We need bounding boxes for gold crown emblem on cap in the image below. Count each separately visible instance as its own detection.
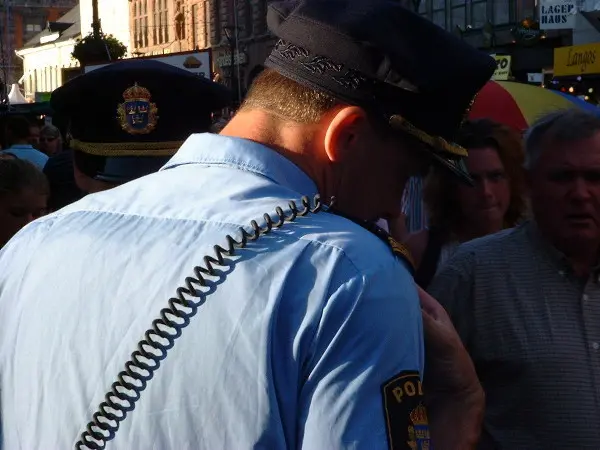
[122,83,152,101]
[410,404,429,426]
[116,82,158,135]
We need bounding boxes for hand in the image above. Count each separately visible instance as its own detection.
[418,286,485,450]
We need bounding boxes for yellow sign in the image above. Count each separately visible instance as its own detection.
[554,43,600,77]
[492,55,511,80]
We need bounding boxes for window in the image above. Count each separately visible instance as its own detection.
[192,2,209,49]
[192,3,198,47]
[132,0,148,49]
[25,23,42,32]
[203,1,210,46]
[225,0,241,37]
[493,0,513,24]
[162,0,169,42]
[142,16,148,47]
[153,0,169,45]
[210,0,221,45]
[519,0,535,20]
[432,0,446,29]
[451,4,466,29]
[175,1,185,40]
[418,0,428,15]
[152,0,157,44]
[433,10,446,28]
[471,1,487,28]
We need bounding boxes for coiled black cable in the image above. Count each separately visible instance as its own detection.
[75,194,331,449]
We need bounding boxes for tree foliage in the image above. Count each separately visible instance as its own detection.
[72,32,127,66]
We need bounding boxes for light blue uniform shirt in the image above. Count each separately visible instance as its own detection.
[0,144,48,169]
[0,133,423,449]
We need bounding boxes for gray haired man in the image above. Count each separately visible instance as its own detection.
[428,109,600,448]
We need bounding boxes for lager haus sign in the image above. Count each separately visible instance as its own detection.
[539,0,576,30]
[554,43,600,77]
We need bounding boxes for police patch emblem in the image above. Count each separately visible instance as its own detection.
[116,83,158,135]
[382,371,431,450]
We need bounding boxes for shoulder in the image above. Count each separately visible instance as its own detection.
[432,226,525,282]
[453,225,526,262]
[0,216,57,282]
[300,211,413,279]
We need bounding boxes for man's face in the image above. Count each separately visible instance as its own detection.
[28,126,40,148]
[529,132,600,252]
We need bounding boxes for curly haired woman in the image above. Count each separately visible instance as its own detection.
[405,119,528,289]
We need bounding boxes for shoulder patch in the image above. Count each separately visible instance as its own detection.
[381,370,432,450]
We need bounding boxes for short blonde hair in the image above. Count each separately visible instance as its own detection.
[240,68,343,123]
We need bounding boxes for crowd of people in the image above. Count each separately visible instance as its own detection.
[0,0,599,448]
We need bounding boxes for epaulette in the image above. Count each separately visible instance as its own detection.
[362,221,416,275]
[328,207,416,274]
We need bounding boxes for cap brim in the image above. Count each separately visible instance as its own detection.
[388,114,473,185]
[429,152,473,186]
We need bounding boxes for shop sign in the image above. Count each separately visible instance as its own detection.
[554,43,600,77]
[511,18,544,46]
[539,0,576,30]
[84,50,212,79]
[492,55,511,80]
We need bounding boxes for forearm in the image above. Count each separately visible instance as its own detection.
[426,386,485,450]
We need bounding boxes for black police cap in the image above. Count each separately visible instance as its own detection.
[51,59,231,184]
[264,0,497,183]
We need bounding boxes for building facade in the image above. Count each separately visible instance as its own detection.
[129,0,273,101]
[415,0,571,84]
[0,0,76,90]
[15,5,80,101]
[14,0,133,103]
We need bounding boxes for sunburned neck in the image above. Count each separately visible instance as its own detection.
[221,109,335,199]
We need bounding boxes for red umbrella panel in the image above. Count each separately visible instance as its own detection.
[468,81,600,132]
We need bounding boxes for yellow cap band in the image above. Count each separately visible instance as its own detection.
[70,139,183,157]
[389,115,468,158]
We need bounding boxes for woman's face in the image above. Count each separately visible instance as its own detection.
[0,188,48,248]
[39,134,60,156]
[456,147,511,229]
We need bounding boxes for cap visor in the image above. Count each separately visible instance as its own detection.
[429,152,474,186]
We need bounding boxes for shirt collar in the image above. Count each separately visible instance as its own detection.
[162,133,318,196]
[7,144,35,150]
[525,220,600,273]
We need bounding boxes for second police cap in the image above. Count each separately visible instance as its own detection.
[264,0,497,184]
[51,59,231,184]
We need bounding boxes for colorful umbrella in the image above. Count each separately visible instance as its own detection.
[469,81,600,131]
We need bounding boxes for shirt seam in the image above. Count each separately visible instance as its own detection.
[45,208,365,273]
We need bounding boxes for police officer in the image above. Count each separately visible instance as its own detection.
[0,1,495,449]
[49,59,231,193]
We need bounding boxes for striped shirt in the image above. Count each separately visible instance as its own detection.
[401,177,428,233]
[428,221,600,449]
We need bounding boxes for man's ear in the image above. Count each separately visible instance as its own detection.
[323,106,369,163]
